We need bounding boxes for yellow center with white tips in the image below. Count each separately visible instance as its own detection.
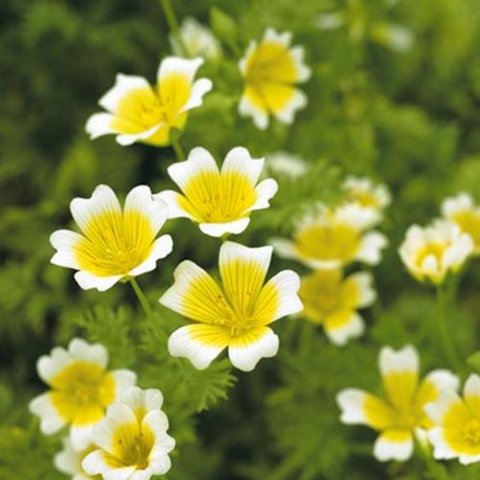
[451,210,480,253]
[49,361,115,426]
[348,190,380,209]
[413,242,446,271]
[178,171,258,223]
[75,210,155,277]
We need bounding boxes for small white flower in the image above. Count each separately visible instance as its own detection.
[86,57,212,146]
[83,386,175,479]
[265,151,308,179]
[155,146,278,238]
[29,338,137,450]
[50,184,173,291]
[399,220,473,285]
[271,203,388,269]
[238,28,311,130]
[171,17,222,61]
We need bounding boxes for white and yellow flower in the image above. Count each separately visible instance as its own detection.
[160,241,303,371]
[83,386,175,479]
[265,151,308,179]
[299,269,375,345]
[441,192,480,255]
[171,17,222,62]
[54,438,97,480]
[271,203,388,269]
[29,338,137,450]
[155,147,278,237]
[342,176,391,219]
[50,184,173,291]
[399,220,473,285]
[86,57,212,146]
[337,345,459,462]
[238,28,311,130]
[426,373,480,465]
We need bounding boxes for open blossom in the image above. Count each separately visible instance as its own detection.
[160,241,303,372]
[55,438,97,480]
[238,28,311,130]
[155,147,278,237]
[83,386,175,479]
[399,220,473,285]
[171,17,222,61]
[271,203,388,269]
[441,192,480,255]
[29,338,137,450]
[299,269,375,346]
[50,185,173,291]
[426,374,480,465]
[86,57,212,146]
[342,176,391,221]
[337,345,459,462]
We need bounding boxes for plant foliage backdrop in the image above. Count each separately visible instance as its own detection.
[2,0,480,479]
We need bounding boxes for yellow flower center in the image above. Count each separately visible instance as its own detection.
[452,210,480,252]
[413,242,446,270]
[295,222,361,263]
[49,361,115,425]
[349,191,379,209]
[75,210,155,277]
[463,419,480,444]
[179,171,258,223]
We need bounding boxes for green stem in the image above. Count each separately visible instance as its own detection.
[171,137,185,161]
[129,277,153,318]
[159,0,179,34]
[436,283,462,372]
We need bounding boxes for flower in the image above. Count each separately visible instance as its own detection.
[54,438,97,480]
[441,192,480,255]
[271,203,388,269]
[342,176,391,218]
[154,146,278,237]
[398,220,473,285]
[159,241,303,371]
[337,345,459,462]
[238,28,311,130]
[50,184,173,291]
[265,151,308,179]
[171,17,222,61]
[82,386,175,479]
[426,374,480,465]
[86,57,212,146]
[299,269,376,345]
[29,338,137,450]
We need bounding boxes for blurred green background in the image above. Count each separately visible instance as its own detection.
[2,0,480,478]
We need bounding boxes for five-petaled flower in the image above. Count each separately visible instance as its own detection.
[155,146,278,237]
[160,241,303,371]
[86,57,212,146]
[426,373,480,465]
[29,338,137,450]
[271,203,388,270]
[399,220,473,285]
[441,192,480,255]
[50,184,173,291]
[238,28,311,130]
[299,269,376,346]
[336,345,459,462]
[82,386,175,479]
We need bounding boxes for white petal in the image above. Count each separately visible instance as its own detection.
[99,74,152,113]
[428,428,458,460]
[181,77,213,112]
[70,185,121,233]
[50,230,83,269]
[290,46,311,82]
[37,346,71,383]
[120,386,163,413]
[199,218,250,237]
[82,451,136,480]
[349,272,376,308]
[263,28,292,46]
[423,370,460,395]
[459,453,480,465]
[464,373,480,399]
[441,192,474,217]
[70,424,95,451]
[74,270,123,292]
[335,203,380,230]
[115,123,164,147]
[221,147,264,185]
[373,431,413,462]
[274,89,307,125]
[147,451,173,475]
[379,345,418,376]
[68,338,108,368]
[325,312,365,346]
[238,94,269,130]
[54,438,81,476]
[356,232,388,265]
[112,370,138,397]
[336,388,370,424]
[85,112,117,139]
[157,56,204,84]
[152,190,194,220]
[250,178,279,211]
[166,146,218,190]
[29,393,66,434]
[270,237,298,260]
[142,410,171,438]
[228,328,279,372]
[424,391,463,425]
[127,234,173,277]
[167,325,225,370]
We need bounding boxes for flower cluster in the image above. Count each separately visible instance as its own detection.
[30,338,174,480]
[272,176,389,345]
